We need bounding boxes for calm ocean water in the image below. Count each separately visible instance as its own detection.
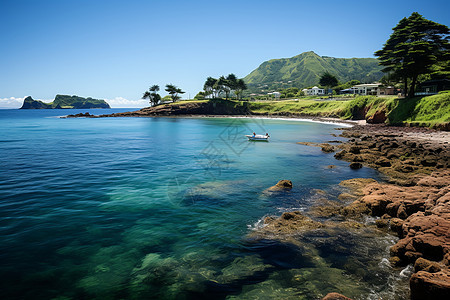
[0,109,409,299]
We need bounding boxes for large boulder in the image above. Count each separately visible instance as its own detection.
[410,270,450,300]
[267,180,293,191]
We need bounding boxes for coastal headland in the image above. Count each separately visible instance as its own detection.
[63,93,450,130]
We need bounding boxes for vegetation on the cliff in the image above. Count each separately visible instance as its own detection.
[165,84,185,102]
[244,51,383,93]
[250,94,449,126]
[159,92,449,127]
[203,74,247,100]
[20,95,110,109]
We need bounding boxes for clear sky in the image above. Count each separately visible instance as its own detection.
[1,0,449,108]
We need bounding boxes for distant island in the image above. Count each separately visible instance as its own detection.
[20,94,110,109]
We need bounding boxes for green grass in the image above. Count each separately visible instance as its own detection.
[159,93,450,127]
[386,91,450,125]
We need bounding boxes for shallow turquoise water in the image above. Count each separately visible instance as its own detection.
[0,109,408,299]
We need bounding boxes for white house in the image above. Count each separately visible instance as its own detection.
[267,92,281,99]
[304,86,325,96]
[350,83,380,95]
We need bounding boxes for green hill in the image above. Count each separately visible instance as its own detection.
[20,95,110,109]
[244,51,383,93]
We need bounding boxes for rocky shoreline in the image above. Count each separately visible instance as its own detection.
[334,124,450,299]
[255,124,449,299]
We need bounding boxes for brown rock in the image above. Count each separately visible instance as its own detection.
[267,180,293,191]
[414,258,441,273]
[366,110,386,124]
[410,270,450,300]
[320,143,335,153]
[349,162,362,169]
[322,292,353,300]
[390,218,404,235]
[250,211,324,238]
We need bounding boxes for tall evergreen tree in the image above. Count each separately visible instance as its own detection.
[375,12,450,97]
[319,71,339,93]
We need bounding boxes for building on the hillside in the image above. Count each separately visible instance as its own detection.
[378,86,400,96]
[303,86,325,96]
[267,92,281,99]
[352,83,380,95]
[339,83,381,95]
[416,79,450,95]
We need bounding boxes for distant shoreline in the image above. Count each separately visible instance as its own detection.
[62,110,360,127]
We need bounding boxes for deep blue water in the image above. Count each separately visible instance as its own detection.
[0,109,409,299]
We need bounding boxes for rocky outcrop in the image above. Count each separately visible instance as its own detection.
[250,211,324,239]
[366,109,386,124]
[410,270,450,300]
[266,180,293,192]
[335,124,450,299]
[64,112,93,118]
[20,96,52,109]
[90,100,250,118]
[334,125,449,185]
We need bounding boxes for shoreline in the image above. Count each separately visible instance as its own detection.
[287,123,449,299]
[63,111,359,127]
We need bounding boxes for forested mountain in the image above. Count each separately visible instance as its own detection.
[244,51,383,93]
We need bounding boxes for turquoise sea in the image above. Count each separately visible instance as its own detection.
[0,109,410,299]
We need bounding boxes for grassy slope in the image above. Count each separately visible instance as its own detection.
[244,51,383,92]
[174,92,449,127]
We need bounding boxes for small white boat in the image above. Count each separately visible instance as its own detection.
[245,134,269,141]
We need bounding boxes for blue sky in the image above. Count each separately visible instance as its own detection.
[1,0,449,108]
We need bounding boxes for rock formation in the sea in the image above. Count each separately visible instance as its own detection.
[267,179,293,192]
[20,94,110,109]
[20,96,52,109]
[291,124,450,298]
[333,124,450,299]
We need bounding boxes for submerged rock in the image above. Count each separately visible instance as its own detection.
[249,211,323,239]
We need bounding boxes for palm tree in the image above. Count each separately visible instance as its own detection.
[165,84,185,102]
[142,84,161,106]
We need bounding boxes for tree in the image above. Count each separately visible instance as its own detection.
[203,77,217,98]
[226,74,238,99]
[203,74,247,100]
[142,84,161,106]
[234,79,247,100]
[375,12,450,97]
[319,72,339,94]
[165,84,185,102]
[215,76,228,99]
